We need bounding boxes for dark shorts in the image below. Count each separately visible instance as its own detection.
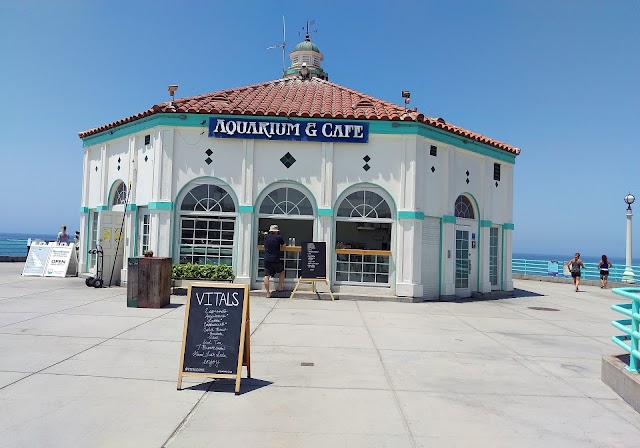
[264,261,284,277]
[600,270,609,277]
[571,271,581,278]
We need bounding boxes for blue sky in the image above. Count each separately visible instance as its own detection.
[1,0,638,258]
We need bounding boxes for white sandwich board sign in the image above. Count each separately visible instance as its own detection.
[22,243,52,277]
[44,244,78,277]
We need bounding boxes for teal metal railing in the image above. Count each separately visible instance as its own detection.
[611,288,640,373]
[513,258,640,283]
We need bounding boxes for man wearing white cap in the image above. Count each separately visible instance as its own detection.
[263,224,285,297]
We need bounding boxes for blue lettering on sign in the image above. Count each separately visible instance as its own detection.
[209,117,369,143]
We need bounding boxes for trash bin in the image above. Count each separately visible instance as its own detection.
[127,257,172,308]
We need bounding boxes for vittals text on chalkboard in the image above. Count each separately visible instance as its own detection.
[177,283,251,394]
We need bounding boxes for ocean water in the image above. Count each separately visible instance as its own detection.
[0,233,57,257]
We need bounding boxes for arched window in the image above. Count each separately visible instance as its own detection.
[178,183,236,266]
[259,187,313,216]
[455,195,475,219]
[180,184,235,213]
[112,182,127,206]
[337,191,392,219]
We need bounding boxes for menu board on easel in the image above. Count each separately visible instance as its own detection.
[290,242,334,301]
[300,242,327,279]
[177,283,251,394]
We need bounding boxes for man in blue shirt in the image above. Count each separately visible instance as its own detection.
[263,224,285,298]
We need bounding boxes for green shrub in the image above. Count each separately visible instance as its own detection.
[172,263,234,280]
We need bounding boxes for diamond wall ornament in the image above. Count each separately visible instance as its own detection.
[205,148,213,156]
[144,155,148,162]
[363,164,371,171]
[466,178,470,184]
[280,152,296,168]
[495,182,499,187]
[363,155,371,163]
[95,166,98,172]
[431,166,435,173]
[118,157,121,163]
[466,170,470,176]
[205,157,212,165]
[117,166,120,171]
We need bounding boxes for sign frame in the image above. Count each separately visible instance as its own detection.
[290,242,334,301]
[177,282,251,394]
[44,244,78,277]
[22,243,52,277]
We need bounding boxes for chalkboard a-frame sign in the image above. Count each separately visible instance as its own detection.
[177,283,251,394]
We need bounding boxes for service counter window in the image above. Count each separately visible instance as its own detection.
[255,186,315,280]
[334,191,393,286]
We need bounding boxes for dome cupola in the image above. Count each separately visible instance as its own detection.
[284,27,328,81]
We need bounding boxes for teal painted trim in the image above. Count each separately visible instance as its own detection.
[501,226,505,290]
[80,206,90,213]
[442,215,456,224]
[84,210,91,273]
[503,223,515,230]
[480,220,492,228]
[149,201,173,210]
[369,121,517,164]
[439,218,443,297]
[133,207,138,257]
[81,113,517,164]
[97,205,109,211]
[318,208,333,217]
[239,205,254,213]
[397,210,425,220]
[126,204,138,211]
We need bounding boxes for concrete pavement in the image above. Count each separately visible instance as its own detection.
[0,263,639,447]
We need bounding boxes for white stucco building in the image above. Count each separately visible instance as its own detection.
[78,34,520,299]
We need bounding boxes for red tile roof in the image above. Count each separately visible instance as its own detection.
[78,77,520,155]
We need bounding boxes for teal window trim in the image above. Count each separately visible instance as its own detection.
[81,114,518,164]
[149,201,173,210]
[97,205,109,211]
[502,223,515,230]
[442,215,456,224]
[480,220,492,228]
[477,220,481,291]
[439,218,443,297]
[80,206,90,213]
[133,207,139,257]
[397,210,424,220]
[84,210,91,273]
[126,204,138,211]
[318,208,333,217]
[501,227,505,290]
[238,205,254,213]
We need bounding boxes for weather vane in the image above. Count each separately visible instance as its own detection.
[298,19,317,38]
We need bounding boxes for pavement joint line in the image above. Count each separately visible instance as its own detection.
[0,296,127,329]
[355,300,418,448]
[0,310,184,391]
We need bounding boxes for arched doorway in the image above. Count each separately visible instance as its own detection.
[255,185,316,281]
[334,188,393,286]
[98,180,128,285]
[176,182,237,266]
[454,194,477,297]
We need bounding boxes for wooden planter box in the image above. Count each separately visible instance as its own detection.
[127,257,172,308]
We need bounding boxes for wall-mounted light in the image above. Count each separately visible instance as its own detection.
[168,84,178,100]
[401,90,411,106]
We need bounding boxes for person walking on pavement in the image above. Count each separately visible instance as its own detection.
[568,252,586,292]
[598,255,613,289]
[263,224,285,298]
